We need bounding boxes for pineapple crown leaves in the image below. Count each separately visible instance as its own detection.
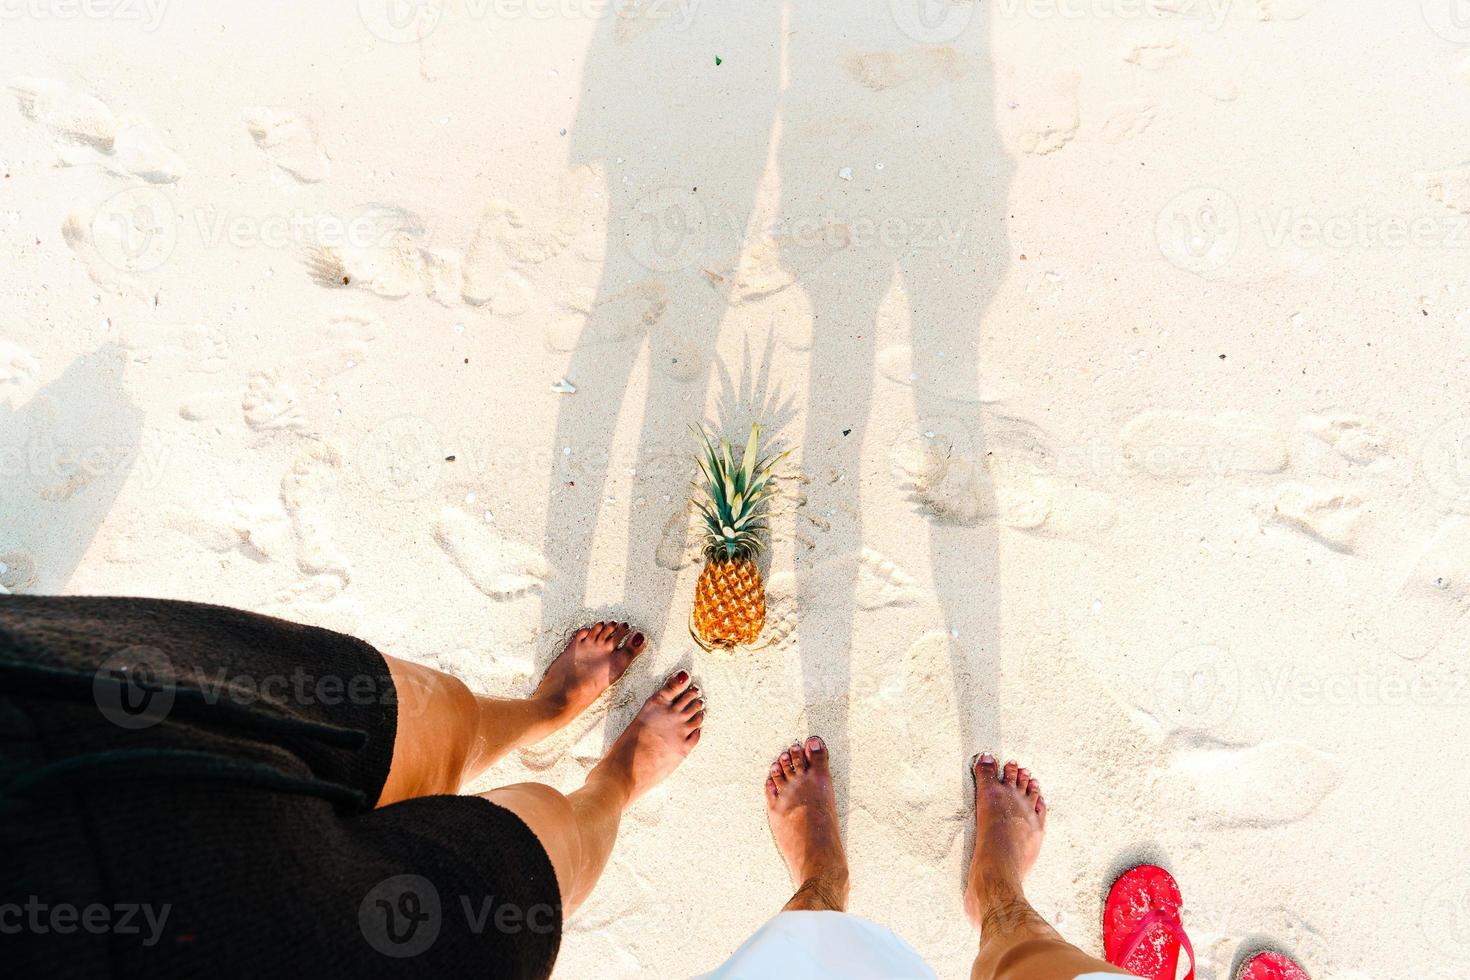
[691,422,788,563]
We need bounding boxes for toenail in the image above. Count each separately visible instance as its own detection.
[674,671,689,684]
[632,632,644,645]
[979,752,995,764]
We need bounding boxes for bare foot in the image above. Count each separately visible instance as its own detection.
[965,753,1048,928]
[765,736,849,912]
[589,671,703,805]
[533,621,645,726]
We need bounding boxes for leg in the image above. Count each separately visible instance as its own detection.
[966,754,1132,980]
[487,671,704,914]
[765,735,849,913]
[378,622,646,805]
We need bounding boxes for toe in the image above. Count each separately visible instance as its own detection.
[790,742,807,770]
[661,671,691,701]
[771,760,786,782]
[804,736,828,769]
[779,751,797,776]
[681,697,705,719]
[765,777,779,802]
[686,709,705,731]
[1003,761,1019,786]
[609,622,632,646]
[1016,768,1031,794]
[686,727,702,748]
[575,626,592,642]
[1026,779,1041,798]
[974,752,999,781]
[626,631,647,656]
[674,685,701,712]
[1036,797,1047,824]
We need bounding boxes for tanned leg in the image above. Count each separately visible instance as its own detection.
[966,754,1132,980]
[486,670,704,914]
[379,621,645,805]
[765,736,849,913]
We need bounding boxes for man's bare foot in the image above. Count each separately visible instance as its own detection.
[533,621,646,726]
[965,753,1048,928]
[766,736,849,912]
[587,671,703,805]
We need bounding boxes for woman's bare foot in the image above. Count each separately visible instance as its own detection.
[532,621,646,727]
[965,753,1048,929]
[587,670,703,805]
[766,736,849,912]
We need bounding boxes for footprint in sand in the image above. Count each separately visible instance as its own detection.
[242,372,308,433]
[760,570,801,653]
[1300,412,1394,465]
[243,107,331,183]
[1366,516,1470,662]
[0,552,38,594]
[433,507,550,601]
[301,205,436,298]
[1124,39,1186,71]
[860,631,970,857]
[1260,482,1363,553]
[0,342,40,390]
[280,444,351,593]
[9,76,114,148]
[1098,102,1159,144]
[1154,739,1341,828]
[892,416,1116,535]
[1120,410,1288,481]
[999,63,1079,156]
[843,46,966,92]
[10,77,184,183]
[544,279,669,352]
[62,187,178,291]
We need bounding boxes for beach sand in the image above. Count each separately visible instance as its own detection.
[2,2,1467,977]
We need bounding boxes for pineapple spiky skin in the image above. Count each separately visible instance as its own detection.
[692,557,767,649]
[688,422,786,650]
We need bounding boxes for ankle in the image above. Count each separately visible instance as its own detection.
[785,869,850,912]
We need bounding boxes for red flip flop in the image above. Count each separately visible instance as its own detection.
[1234,951,1309,980]
[1104,864,1196,980]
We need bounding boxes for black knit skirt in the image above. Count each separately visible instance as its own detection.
[0,595,561,979]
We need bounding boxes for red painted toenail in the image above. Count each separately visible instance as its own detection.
[632,632,644,645]
[674,671,689,684]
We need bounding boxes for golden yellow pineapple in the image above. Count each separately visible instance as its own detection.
[690,423,784,650]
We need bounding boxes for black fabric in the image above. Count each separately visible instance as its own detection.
[0,595,562,979]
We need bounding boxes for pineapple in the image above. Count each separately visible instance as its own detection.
[690,423,784,649]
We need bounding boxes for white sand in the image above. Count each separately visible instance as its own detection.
[2,2,1467,977]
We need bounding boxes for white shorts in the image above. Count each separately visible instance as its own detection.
[696,911,935,980]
